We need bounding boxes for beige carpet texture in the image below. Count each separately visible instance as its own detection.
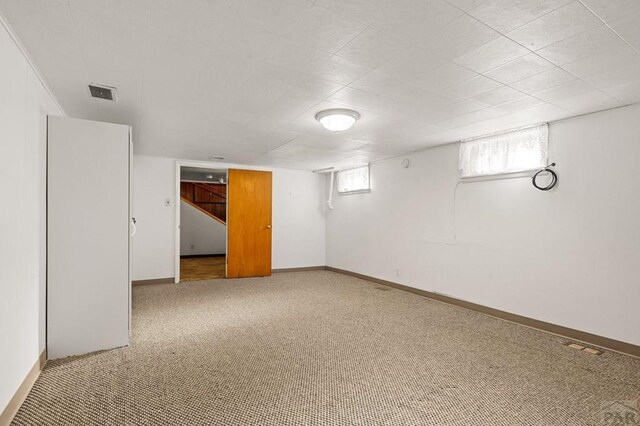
[12,271,640,425]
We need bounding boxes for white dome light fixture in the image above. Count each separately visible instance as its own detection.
[315,108,360,132]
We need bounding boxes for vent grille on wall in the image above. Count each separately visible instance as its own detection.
[88,84,117,101]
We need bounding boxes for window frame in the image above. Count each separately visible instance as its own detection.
[336,164,371,195]
[458,124,549,179]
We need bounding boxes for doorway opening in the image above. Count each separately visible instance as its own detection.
[174,162,273,283]
[179,166,227,282]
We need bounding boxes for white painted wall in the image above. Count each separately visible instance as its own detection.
[326,103,640,347]
[0,18,62,415]
[132,155,326,280]
[180,201,226,256]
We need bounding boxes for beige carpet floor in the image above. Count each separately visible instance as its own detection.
[12,271,640,425]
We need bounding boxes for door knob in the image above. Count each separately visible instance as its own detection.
[266,225,272,229]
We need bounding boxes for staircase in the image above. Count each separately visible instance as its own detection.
[180,182,226,224]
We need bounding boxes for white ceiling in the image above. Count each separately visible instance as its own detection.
[2,0,640,170]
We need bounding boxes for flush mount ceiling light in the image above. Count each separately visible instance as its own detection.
[315,109,360,132]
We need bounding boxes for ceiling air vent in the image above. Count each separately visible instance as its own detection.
[88,84,117,101]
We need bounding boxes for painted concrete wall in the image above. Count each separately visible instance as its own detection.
[326,103,640,347]
[0,18,62,414]
[132,156,326,280]
[180,201,226,256]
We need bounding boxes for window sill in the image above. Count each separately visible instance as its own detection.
[460,168,542,183]
[338,189,371,196]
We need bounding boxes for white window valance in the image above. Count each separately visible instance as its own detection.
[459,124,549,178]
[337,165,370,193]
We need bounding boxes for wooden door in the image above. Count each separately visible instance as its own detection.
[227,169,272,278]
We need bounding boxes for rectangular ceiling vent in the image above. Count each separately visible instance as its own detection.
[88,84,117,102]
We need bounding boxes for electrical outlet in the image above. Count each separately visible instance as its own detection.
[190,244,195,250]
[395,267,400,277]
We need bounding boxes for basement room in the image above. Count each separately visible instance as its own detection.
[1,0,639,425]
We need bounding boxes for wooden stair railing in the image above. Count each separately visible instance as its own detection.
[180,197,226,225]
[180,182,227,224]
[192,182,226,199]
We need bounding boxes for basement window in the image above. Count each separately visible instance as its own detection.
[459,124,548,178]
[337,165,370,194]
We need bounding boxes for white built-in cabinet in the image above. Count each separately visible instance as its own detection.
[47,116,131,359]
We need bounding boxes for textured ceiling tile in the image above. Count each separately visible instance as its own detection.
[148,0,233,47]
[312,55,374,86]
[485,53,555,84]
[579,0,640,22]
[582,62,640,89]
[415,14,500,60]
[377,48,476,89]
[0,0,76,39]
[352,129,423,146]
[492,95,546,114]
[260,90,328,123]
[441,75,503,99]
[453,36,530,74]
[610,13,640,52]
[508,102,573,122]
[445,0,487,11]
[561,46,640,79]
[335,27,408,68]
[467,0,572,33]
[226,0,312,38]
[535,25,626,66]
[509,67,576,94]
[551,90,620,114]
[390,86,462,110]
[507,1,602,50]
[601,79,640,103]
[313,0,376,24]
[68,0,152,26]
[406,64,478,91]
[437,107,507,129]
[11,29,87,90]
[2,0,636,168]
[370,0,462,43]
[283,4,367,53]
[348,70,415,99]
[72,10,146,85]
[533,79,596,102]
[261,39,334,76]
[388,98,487,125]
[472,86,526,106]
[326,87,403,115]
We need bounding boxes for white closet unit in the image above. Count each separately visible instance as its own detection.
[47,116,131,359]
